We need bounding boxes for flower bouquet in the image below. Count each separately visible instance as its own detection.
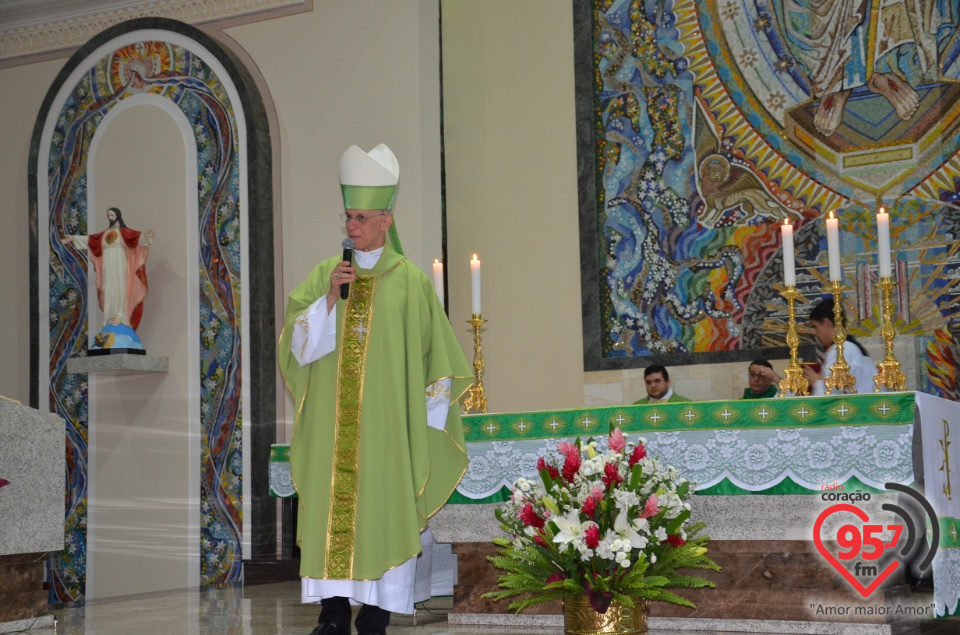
[484,427,719,618]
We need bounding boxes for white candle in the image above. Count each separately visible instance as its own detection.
[876,207,892,278]
[433,259,444,306]
[826,211,841,282]
[470,253,481,315]
[781,219,796,287]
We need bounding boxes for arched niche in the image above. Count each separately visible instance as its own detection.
[28,18,277,603]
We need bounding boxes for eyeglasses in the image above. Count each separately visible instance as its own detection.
[341,212,388,225]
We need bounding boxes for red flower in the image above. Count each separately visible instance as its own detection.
[602,462,623,487]
[584,525,600,549]
[584,577,614,613]
[537,456,560,481]
[0,478,8,489]
[534,534,549,548]
[665,534,686,548]
[519,503,545,529]
[629,443,647,467]
[582,496,597,518]
[546,571,568,585]
[562,452,581,482]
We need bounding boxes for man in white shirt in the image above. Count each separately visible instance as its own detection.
[802,298,878,395]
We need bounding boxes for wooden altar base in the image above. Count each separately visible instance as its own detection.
[0,552,54,633]
[451,540,927,633]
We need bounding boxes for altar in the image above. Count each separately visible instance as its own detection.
[270,391,960,633]
[0,397,64,634]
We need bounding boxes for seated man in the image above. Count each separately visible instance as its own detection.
[742,359,780,399]
[633,364,691,404]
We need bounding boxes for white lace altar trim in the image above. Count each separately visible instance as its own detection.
[457,425,914,498]
[269,460,296,498]
[935,549,960,617]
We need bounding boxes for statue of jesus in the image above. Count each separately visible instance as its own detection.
[64,207,154,352]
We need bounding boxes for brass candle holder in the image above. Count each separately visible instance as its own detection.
[778,286,809,397]
[461,314,488,414]
[825,281,857,394]
[873,276,906,392]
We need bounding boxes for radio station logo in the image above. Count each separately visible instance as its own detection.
[813,482,938,598]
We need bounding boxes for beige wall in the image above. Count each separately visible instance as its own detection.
[0,59,62,404]
[441,0,586,412]
[224,1,442,280]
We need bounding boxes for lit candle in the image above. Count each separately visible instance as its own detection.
[470,254,481,315]
[433,259,444,306]
[876,207,892,278]
[782,219,796,287]
[826,211,841,282]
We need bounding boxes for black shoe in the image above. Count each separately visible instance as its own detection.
[310,623,349,635]
[357,631,386,635]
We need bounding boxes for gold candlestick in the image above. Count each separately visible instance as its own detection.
[778,286,809,397]
[825,281,856,394]
[874,276,906,392]
[461,314,488,414]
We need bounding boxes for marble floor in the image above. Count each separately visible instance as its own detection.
[6,582,960,635]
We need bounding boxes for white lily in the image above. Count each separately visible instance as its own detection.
[613,511,648,550]
[552,509,595,546]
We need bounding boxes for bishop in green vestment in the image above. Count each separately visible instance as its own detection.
[278,145,472,633]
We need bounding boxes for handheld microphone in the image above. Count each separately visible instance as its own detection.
[340,238,355,299]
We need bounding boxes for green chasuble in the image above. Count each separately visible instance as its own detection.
[279,243,472,581]
[741,384,779,399]
[633,392,691,405]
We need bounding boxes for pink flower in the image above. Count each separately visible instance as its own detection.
[0,478,8,489]
[591,485,605,500]
[609,429,626,452]
[640,494,659,518]
[557,441,578,458]
[519,503,545,529]
[584,525,601,549]
[602,462,623,487]
[629,443,647,467]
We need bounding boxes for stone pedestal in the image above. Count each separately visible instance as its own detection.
[66,353,168,374]
[0,398,65,633]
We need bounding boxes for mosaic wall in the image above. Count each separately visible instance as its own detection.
[47,39,243,603]
[583,0,960,396]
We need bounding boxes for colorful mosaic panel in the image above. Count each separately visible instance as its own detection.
[586,0,960,372]
[47,39,243,603]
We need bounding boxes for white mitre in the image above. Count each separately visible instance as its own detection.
[339,144,400,210]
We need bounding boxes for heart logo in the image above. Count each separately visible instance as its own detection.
[813,504,900,598]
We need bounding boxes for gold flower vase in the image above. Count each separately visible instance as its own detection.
[562,596,649,635]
